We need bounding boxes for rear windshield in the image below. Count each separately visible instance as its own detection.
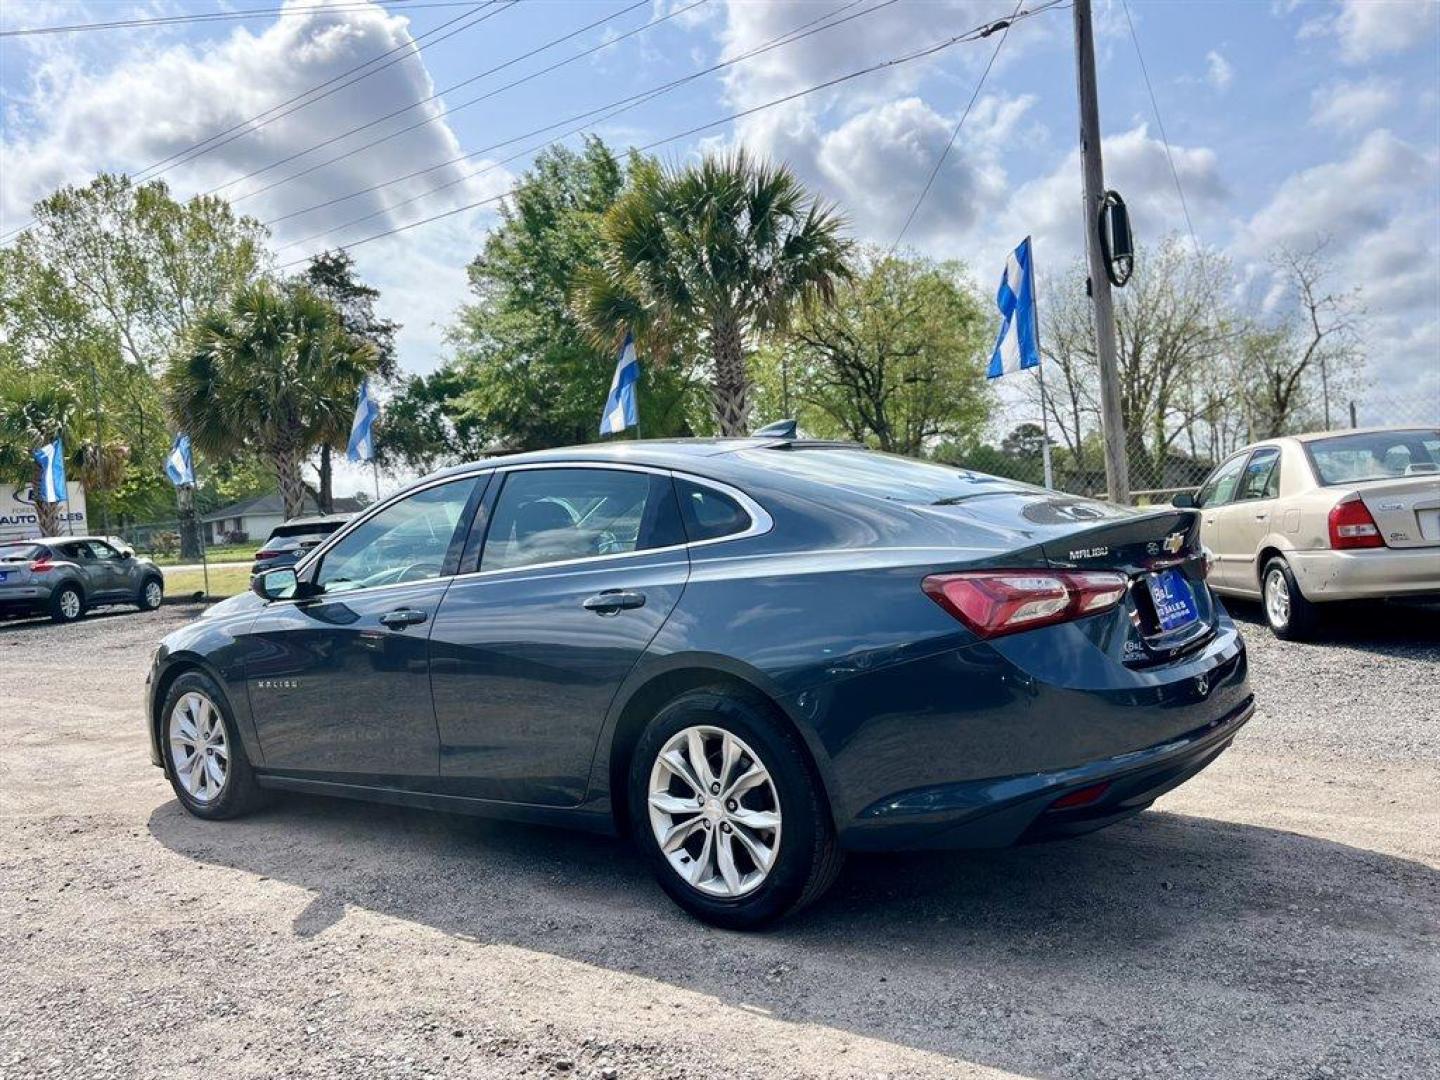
[1306,429,1440,485]
[262,533,327,552]
[736,447,1038,504]
[269,520,345,540]
[0,543,44,563]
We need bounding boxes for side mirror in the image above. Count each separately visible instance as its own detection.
[1171,491,1197,508]
[252,567,299,601]
[119,550,133,560]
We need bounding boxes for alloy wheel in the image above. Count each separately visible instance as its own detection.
[59,590,80,619]
[168,691,229,804]
[647,725,782,898]
[1265,568,1290,630]
[144,581,163,608]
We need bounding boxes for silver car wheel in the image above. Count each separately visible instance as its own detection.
[143,580,163,608]
[168,691,229,805]
[58,589,81,619]
[648,725,782,898]
[1265,567,1290,630]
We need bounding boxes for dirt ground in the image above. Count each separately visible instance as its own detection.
[1,600,1436,1080]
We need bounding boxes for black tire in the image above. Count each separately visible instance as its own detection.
[1262,556,1320,641]
[137,575,164,611]
[629,688,843,930]
[160,671,266,820]
[49,583,85,623]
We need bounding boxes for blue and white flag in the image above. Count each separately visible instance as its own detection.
[165,433,195,487]
[347,379,380,463]
[987,236,1041,379]
[33,438,66,504]
[599,332,640,436]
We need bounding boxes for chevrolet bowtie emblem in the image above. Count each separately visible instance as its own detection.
[1162,531,1185,555]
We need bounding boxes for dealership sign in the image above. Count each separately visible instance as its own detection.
[0,482,88,542]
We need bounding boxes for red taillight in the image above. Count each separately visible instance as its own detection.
[29,558,53,572]
[254,550,279,560]
[1327,496,1384,550]
[922,570,1129,639]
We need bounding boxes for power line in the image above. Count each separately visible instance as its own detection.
[0,2,507,244]
[276,0,1064,271]
[262,0,878,231]
[209,0,659,198]
[890,0,1036,252]
[0,1,478,38]
[1120,0,1201,254]
[227,0,724,207]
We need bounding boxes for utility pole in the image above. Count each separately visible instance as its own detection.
[1072,0,1130,503]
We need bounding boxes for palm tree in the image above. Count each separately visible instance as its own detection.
[164,282,377,519]
[0,374,80,535]
[573,151,852,435]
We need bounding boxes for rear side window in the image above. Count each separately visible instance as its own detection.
[675,478,751,542]
[480,468,682,572]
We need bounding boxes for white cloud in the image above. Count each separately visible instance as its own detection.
[1205,50,1233,92]
[1300,0,1440,64]
[1235,130,1440,414]
[1309,77,1400,132]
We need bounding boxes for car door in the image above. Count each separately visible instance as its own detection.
[237,473,485,784]
[83,539,133,598]
[1223,446,1282,596]
[428,465,690,806]
[1195,452,1251,590]
[58,541,114,599]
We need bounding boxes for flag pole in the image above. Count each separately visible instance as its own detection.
[1027,236,1055,490]
[372,460,381,501]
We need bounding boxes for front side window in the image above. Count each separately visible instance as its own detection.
[481,468,681,572]
[315,477,478,594]
[1236,447,1281,501]
[85,540,120,561]
[1195,453,1248,508]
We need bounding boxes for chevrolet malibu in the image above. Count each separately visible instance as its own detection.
[145,436,1252,927]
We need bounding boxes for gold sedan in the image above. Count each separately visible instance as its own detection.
[1175,427,1440,639]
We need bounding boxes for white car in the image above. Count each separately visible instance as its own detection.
[1176,427,1440,639]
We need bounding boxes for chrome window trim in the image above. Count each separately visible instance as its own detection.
[270,460,772,604]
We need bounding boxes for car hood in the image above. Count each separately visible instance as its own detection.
[199,591,263,619]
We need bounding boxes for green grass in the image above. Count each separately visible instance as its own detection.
[146,543,255,566]
[162,565,251,598]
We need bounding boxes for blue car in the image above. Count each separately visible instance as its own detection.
[145,435,1252,927]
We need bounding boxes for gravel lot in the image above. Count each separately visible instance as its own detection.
[1,600,1436,1080]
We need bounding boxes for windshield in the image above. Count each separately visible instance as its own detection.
[1306,429,1440,485]
[736,447,1039,504]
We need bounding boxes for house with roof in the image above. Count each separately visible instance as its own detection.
[201,492,365,544]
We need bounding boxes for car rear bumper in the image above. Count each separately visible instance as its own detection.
[841,693,1253,851]
[0,587,47,615]
[1288,546,1440,601]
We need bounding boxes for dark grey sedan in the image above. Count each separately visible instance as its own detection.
[0,536,165,622]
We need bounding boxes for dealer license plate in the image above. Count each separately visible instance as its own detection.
[1147,567,1199,633]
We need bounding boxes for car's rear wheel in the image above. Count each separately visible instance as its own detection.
[138,576,164,611]
[629,688,842,929]
[1262,556,1319,641]
[50,584,84,623]
[162,672,265,820]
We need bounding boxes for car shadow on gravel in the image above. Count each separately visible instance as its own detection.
[0,607,145,634]
[147,793,1439,1076]
[1228,598,1440,653]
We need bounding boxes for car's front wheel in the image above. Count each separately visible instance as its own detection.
[137,576,164,611]
[1262,556,1319,641]
[161,672,265,820]
[629,688,843,929]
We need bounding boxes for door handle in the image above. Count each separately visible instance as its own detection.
[582,590,646,615]
[1254,512,1267,520]
[380,608,428,628]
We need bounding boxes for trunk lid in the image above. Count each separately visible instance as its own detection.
[1353,475,1440,549]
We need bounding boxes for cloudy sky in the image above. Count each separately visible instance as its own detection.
[3,0,1437,490]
